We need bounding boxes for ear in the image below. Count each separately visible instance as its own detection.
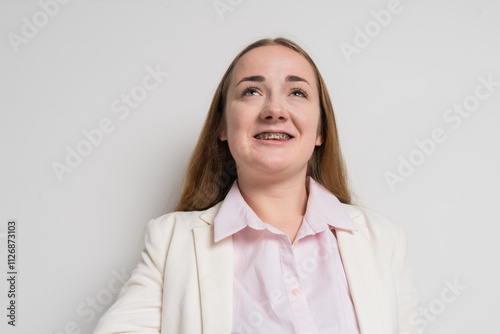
[315,133,323,146]
[219,129,227,141]
[315,113,324,146]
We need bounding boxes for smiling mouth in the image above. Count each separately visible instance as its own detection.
[254,132,292,141]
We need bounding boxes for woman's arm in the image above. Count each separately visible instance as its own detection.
[390,219,424,334]
[92,218,166,334]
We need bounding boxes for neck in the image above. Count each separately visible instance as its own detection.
[236,170,309,233]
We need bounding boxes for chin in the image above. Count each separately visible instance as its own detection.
[254,160,295,174]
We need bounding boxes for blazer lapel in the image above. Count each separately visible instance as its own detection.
[336,205,390,334]
[193,203,233,334]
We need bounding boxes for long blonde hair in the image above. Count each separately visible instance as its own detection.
[175,37,352,211]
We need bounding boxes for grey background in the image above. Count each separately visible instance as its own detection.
[1,0,499,333]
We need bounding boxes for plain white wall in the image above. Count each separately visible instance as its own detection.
[1,0,499,333]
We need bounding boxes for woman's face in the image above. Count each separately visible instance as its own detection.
[220,45,323,181]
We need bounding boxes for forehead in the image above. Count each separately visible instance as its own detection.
[231,45,317,87]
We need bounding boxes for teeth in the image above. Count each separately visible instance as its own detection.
[255,132,291,140]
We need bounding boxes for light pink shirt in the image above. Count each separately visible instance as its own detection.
[214,176,361,334]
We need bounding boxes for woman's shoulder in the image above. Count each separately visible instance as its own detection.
[340,203,413,265]
[340,202,407,241]
[148,202,222,234]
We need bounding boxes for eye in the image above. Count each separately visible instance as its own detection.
[291,87,308,98]
[241,86,260,97]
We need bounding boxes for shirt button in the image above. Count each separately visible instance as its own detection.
[291,287,302,297]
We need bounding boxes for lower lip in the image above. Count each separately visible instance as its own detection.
[253,137,294,145]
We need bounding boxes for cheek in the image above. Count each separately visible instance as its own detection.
[225,115,242,139]
[299,112,322,138]
[225,106,253,140]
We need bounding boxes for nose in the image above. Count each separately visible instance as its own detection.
[260,94,287,121]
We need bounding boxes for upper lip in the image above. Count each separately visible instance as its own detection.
[254,130,294,138]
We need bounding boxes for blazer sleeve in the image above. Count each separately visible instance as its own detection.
[389,219,424,334]
[92,218,166,333]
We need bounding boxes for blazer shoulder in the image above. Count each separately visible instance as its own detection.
[341,203,415,278]
[341,203,406,243]
[150,203,221,236]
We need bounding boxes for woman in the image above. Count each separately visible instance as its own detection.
[93,37,422,334]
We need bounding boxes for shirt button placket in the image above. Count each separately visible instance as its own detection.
[279,237,315,333]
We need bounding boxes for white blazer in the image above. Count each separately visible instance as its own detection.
[93,201,422,334]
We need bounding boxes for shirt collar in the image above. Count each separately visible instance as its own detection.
[213,176,357,243]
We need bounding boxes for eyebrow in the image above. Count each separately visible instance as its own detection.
[236,75,310,86]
